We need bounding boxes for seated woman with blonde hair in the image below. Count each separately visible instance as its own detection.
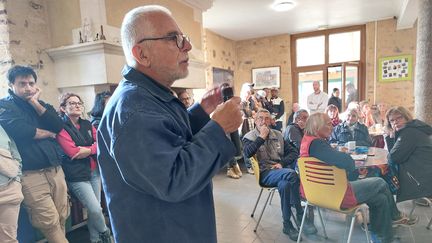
[300,113,416,243]
[385,106,432,203]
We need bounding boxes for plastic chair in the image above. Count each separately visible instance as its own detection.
[409,197,432,229]
[297,157,370,243]
[249,156,278,232]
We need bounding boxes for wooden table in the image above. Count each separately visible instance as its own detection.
[361,147,388,167]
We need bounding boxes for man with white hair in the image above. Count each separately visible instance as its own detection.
[306,81,328,114]
[97,5,242,243]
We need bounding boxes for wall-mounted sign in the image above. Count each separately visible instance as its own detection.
[379,55,412,82]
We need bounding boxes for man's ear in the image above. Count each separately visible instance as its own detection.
[132,45,150,67]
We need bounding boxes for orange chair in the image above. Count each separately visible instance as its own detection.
[249,156,277,232]
[297,157,370,243]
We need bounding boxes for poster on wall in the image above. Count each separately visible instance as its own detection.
[212,67,234,87]
[252,66,280,89]
[379,55,412,82]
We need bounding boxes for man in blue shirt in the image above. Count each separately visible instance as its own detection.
[97,5,242,243]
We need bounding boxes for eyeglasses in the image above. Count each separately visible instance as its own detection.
[389,115,404,124]
[137,33,190,49]
[67,101,83,107]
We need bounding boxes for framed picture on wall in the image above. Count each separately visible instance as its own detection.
[212,67,234,87]
[379,55,412,82]
[252,66,280,89]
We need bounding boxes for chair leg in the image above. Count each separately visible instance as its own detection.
[317,207,328,239]
[297,202,309,243]
[409,199,417,218]
[359,208,370,243]
[254,190,273,232]
[347,214,356,243]
[251,188,264,217]
[269,189,275,205]
[427,198,432,230]
[291,208,299,230]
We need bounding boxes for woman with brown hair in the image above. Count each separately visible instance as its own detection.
[325,104,342,127]
[385,106,432,203]
[56,93,111,243]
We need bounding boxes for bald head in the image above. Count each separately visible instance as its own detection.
[121,5,172,67]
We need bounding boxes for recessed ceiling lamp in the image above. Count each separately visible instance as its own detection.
[271,0,296,12]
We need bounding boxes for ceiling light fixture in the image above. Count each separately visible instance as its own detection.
[271,0,296,12]
[318,25,329,30]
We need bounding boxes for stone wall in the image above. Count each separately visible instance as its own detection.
[1,0,59,105]
[204,19,417,112]
[203,29,236,88]
[235,34,292,109]
[365,18,417,111]
[0,0,11,98]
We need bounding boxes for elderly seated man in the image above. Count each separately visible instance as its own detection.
[300,113,416,243]
[284,109,309,150]
[330,108,372,146]
[243,109,317,240]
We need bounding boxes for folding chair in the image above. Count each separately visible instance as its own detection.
[249,156,278,232]
[409,197,432,229]
[297,157,370,243]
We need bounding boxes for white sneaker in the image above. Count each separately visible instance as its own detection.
[246,167,254,175]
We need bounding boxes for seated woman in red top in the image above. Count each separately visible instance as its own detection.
[325,104,342,127]
[300,113,415,243]
[56,93,111,243]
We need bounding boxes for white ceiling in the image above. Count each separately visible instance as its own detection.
[203,0,411,41]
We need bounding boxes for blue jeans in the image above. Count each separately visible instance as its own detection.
[351,177,400,242]
[68,168,108,242]
[260,168,302,223]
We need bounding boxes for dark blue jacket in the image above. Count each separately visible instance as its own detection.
[97,66,235,243]
[330,121,371,147]
[0,90,64,171]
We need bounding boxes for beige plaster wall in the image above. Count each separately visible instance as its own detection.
[365,19,417,111]
[46,0,81,47]
[203,29,236,88]
[105,0,202,50]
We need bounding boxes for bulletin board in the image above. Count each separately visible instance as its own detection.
[379,55,412,82]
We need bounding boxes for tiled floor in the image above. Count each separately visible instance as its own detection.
[67,168,432,243]
[213,168,432,243]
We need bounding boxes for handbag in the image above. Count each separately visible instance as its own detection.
[381,163,400,194]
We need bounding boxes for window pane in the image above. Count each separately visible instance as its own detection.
[328,66,343,111]
[329,31,360,63]
[298,70,323,110]
[296,36,325,67]
[345,66,359,107]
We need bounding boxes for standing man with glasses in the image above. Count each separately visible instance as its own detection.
[0,65,69,243]
[97,5,242,243]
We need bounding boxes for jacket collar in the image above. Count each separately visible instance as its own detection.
[122,65,176,103]
[7,89,36,111]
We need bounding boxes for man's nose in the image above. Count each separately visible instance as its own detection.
[182,38,192,52]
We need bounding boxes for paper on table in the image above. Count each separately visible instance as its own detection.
[351,154,367,160]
